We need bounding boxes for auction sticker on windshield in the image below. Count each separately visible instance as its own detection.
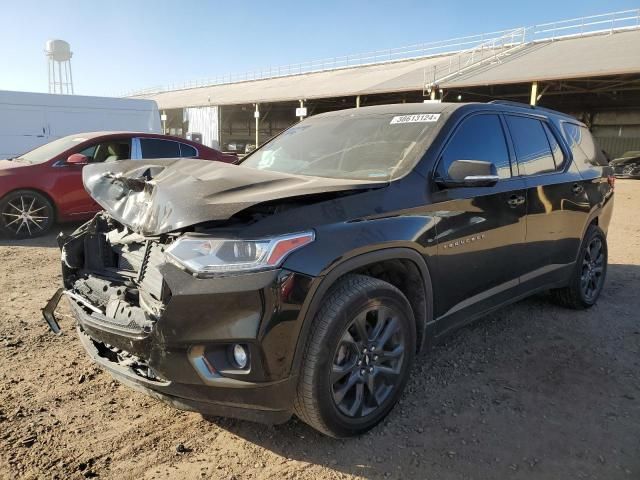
[390,114,440,124]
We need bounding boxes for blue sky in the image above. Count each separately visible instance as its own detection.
[0,0,637,96]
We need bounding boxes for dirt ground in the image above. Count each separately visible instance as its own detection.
[0,180,638,480]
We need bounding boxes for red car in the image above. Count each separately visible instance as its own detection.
[0,132,236,238]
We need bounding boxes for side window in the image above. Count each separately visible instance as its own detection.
[543,123,565,170]
[79,145,98,162]
[506,115,555,176]
[562,123,608,168]
[140,138,181,159]
[179,143,197,158]
[437,114,512,179]
[90,140,131,163]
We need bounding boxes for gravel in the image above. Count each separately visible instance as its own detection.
[0,180,638,479]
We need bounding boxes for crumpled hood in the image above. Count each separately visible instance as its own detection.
[83,158,386,235]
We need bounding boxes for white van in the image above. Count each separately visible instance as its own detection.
[0,90,161,159]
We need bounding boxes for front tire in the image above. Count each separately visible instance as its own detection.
[0,190,54,239]
[551,225,608,309]
[294,274,416,438]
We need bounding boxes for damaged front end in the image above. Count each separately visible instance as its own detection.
[42,211,312,423]
[45,213,176,381]
[40,158,384,423]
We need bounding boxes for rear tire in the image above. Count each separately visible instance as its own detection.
[551,225,607,309]
[0,190,54,239]
[294,274,416,438]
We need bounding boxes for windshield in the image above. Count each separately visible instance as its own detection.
[241,113,440,180]
[12,135,91,164]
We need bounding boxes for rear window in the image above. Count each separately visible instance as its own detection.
[140,138,180,159]
[179,143,197,157]
[562,123,608,173]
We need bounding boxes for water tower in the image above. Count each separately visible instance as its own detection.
[45,39,74,94]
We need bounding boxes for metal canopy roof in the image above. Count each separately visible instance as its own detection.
[135,54,456,109]
[137,29,640,109]
[441,29,640,88]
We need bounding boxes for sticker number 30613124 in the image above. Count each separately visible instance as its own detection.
[390,114,441,124]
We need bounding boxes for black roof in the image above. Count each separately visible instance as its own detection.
[314,101,581,124]
[315,102,462,118]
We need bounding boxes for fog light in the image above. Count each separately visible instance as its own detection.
[232,344,248,369]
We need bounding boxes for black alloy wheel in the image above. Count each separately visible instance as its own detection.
[331,306,406,418]
[580,236,605,303]
[551,224,608,309]
[0,190,54,239]
[294,274,416,437]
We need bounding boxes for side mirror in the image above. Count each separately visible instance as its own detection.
[436,159,499,188]
[67,153,88,165]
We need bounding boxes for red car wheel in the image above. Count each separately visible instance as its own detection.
[0,190,54,239]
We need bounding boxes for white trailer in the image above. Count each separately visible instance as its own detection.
[0,90,161,159]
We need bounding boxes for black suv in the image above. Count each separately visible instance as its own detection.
[44,102,614,438]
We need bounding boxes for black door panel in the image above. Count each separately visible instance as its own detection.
[504,114,592,290]
[429,112,527,333]
[521,167,591,288]
[431,178,527,332]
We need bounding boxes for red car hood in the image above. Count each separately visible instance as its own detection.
[0,159,36,172]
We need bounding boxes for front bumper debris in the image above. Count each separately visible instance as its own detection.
[42,287,64,334]
[41,215,315,424]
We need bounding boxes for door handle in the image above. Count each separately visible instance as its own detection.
[572,183,584,195]
[507,194,525,207]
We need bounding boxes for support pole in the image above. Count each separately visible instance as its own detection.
[430,89,436,101]
[530,81,538,106]
[356,95,360,108]
[299,99,305,122]
[57,62,62,94]
[68,60,74,94]
[254,103,260,148]
[217,106,222,150]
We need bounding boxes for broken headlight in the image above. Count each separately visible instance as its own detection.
[165,231,315,275]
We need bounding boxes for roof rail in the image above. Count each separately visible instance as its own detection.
[488,100,534,108]
[488,100,577,120]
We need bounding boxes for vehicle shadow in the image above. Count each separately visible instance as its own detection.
[203,262,640,479]
[0,223,82,248]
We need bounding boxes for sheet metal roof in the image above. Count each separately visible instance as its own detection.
[136,54,459,109]
[137,29,640,109]
[441,29,640,88]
